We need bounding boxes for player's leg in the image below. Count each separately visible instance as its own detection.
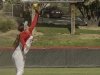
[12,51,25,75]
[12,56,17,74]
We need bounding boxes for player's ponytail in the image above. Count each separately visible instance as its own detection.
[13,23,24,49]
[13,34,20,49]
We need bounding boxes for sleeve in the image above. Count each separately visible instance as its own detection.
[29,13,39,32]
[20,32,27,46]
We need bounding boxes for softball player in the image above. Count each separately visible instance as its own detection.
[12,9,39,75]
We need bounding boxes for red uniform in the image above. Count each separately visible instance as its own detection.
[12,13,38,75]
[20,13,38,48]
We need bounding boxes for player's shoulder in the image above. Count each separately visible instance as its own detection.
[20,31,27,35]
[21,30,26,33]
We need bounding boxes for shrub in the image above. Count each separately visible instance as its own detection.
[0,15,18,32]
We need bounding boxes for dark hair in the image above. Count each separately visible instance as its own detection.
[18,23,24,32]
[13,23,24,49]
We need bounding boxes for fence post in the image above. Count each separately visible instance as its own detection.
[71,3,75,34]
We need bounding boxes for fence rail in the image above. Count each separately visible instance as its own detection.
[0,46,100,68]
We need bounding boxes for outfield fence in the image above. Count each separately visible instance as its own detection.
[0,46,100,68]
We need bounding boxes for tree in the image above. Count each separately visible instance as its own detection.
[76,0,100,27]
[6,0,20,4]
[0,0,3,10]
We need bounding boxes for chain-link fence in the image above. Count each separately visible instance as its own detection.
[0,47,100,68]
[0,3,23,17]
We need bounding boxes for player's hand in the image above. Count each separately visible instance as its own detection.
[24,45,29,50]
[33,3,40,14]
[35,9,39,14]
[33,7,39,14]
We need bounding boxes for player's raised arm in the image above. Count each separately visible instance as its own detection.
[29,4,39,32]
[29,13,39,32]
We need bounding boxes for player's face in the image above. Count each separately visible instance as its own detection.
[24,25,29,30]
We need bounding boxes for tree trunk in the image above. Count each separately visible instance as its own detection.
[84,17,100,27]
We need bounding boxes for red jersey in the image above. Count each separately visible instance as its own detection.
[20,13,38,46]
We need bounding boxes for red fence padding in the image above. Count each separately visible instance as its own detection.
[0,46,100,50]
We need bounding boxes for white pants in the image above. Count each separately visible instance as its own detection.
[12,49,25,75]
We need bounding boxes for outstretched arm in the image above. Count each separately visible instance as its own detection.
[29,13,38,32]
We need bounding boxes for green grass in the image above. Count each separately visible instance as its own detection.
[0,36,14,47]
[0,68,100,75]
[1,27,100,47]
[32,27,100,47]
[76,28,100,34]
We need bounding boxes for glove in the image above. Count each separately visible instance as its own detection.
[35,9,39,14]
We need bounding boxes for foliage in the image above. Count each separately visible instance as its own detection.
[0,15,18,32]
[76,0,100,26]
[76,0,100,17]
[5,0,20,4]
[3,3,12,12]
